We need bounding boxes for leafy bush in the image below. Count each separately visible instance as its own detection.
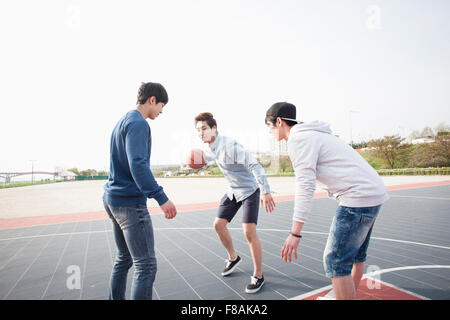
[409,136,450,168]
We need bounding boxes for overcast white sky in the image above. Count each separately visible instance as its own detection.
[1,0,449,174]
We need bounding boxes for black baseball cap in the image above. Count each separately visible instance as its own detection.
[265,102,298,123]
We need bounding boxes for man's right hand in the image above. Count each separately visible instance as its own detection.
[160,200,177,219]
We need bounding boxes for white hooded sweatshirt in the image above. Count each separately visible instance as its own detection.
[287,121,389,223]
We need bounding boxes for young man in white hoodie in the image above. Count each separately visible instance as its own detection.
[265,102,389,300]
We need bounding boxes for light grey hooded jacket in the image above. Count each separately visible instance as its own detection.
[205,134,271,202]
[287,121,389,223]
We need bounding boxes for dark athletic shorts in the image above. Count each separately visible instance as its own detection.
[217,189,260,224]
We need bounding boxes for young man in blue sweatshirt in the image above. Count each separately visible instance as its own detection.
[103,82,177,300]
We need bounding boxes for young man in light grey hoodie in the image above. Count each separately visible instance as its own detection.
[195,112,276,294]
[265,102,389,300]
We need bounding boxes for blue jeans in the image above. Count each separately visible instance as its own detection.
[323,205,381,278]
[103,200,157,300]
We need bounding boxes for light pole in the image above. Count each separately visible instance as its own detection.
[349,109,359,147]
[29,160,37,184]
[398,125,407,139]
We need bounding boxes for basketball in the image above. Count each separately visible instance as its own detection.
[186,149,206,169]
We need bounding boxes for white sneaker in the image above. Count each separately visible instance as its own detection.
[245,275,265,294]
[221,256,242,276]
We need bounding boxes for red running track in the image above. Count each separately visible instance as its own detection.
[1,180,449,230]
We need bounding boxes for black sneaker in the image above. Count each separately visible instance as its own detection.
[221,256,241,276]
[245,275,265,293]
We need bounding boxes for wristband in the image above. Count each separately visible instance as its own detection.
[290,232,302,238]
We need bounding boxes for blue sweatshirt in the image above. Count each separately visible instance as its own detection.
[103,110,169,207]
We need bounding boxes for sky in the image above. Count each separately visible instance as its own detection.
[0,0,449,175]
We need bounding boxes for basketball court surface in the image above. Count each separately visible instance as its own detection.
[0,181,449,300]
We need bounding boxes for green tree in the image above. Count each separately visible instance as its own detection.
[279,155,293,173]
[420,126,435,138]
[80,169,97,176]
[351,141,369,149]
[409,130,421,140]
[68,168,80,176]
[435,122,450,135]
[368,135,413,169]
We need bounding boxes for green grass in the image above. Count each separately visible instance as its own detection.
[377,167,450,175]
[0,180,64,189]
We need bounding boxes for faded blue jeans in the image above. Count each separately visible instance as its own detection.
[103,200,157,300]
[323,205,381,278]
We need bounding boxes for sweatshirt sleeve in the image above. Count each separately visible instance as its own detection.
[125,120,169,206]
[236,143,271,195]
[288,135,320,223]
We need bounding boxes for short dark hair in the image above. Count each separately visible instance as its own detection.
[265,102,298,127]
[195,112,217,129]
[137,82,169,105]
[265,115,297,127]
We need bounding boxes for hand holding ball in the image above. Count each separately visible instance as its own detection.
[186,149,206,169]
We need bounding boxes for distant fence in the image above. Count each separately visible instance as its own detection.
[70,169,450,180]
[268,167,450,177]
[75,175,108,180]
[376,167,450,175]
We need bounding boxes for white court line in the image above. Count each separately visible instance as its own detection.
[259,225,450,288]
[0,230,109,241]
[1,228,449,251]
[0,225,49,272]
[184,225,313,294]
[155,247,203,300]
[41,221,79,299]
[80,221,92,300]
[173,228,293,298]
[364,265,450,277]
[372,237,450,251]
[389,195,450,201]
[249,229,450,251]
[362,277,430,300]
[251,229,450,251]
[290,265,450,300]
[4,223,63,299]
[288,284,333,300]
[158,230,247,300]
[103,219,114,267]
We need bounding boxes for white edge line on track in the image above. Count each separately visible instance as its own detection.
[288,284,334,300]
[1,228,449,251]
[389,195,450,201]
[362,277,430,300]
[290,265,450,300]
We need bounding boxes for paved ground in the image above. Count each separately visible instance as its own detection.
[1,176,450,219]
[0,181,449,300]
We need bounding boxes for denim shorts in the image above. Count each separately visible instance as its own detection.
[323,205,381,278]
[217,189,260,224]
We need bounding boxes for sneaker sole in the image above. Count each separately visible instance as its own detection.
[221,258,242,276]
[245,281,264,294]
[316,296,335,300]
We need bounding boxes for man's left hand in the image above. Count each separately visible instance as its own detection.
[281,234,301,263]
[260,193,275,213]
